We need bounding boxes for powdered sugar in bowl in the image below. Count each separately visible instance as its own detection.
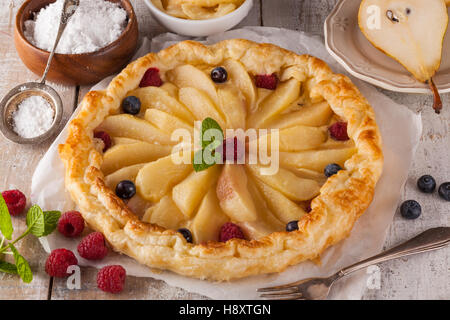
[0,82,63,144]
[14,0,138,85]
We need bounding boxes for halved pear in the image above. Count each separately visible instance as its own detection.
[105,163,145,189]
[359,0,448,113]
[266,101,333,129]
[216,165,258,222]
[252,178,306,224]
[127,87,194,123]
[144,109,194,136]
[179,87,226,128]
[247,165,320,201]
[167,64,219,104]
[191,189,229,244]
[143,194,186,230]
[222,59,257,112]
[97,114,174,145]
[217,86,246,129]
[280,147,357,172]
[172,165,221,219]
[135,155,193,202]
[101,142,171,175]
[247,78,301,128]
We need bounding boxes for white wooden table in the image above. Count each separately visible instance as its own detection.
[0,0,448,300]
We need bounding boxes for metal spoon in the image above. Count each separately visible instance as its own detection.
[0,0,79,144]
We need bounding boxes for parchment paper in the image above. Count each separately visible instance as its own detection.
[31,27,422,300]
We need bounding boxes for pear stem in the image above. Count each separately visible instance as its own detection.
[428,78,442,114]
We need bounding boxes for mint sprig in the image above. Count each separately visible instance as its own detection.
[193,118,224,172]
[0,193,60,283]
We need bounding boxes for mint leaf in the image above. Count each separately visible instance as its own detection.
[10,244,32,283]
[26,205,45,238]
[0,194,13,240]
[201,117,223,149]
[0,261,18,275]
[193,150,216,172]
[42,211,61,236]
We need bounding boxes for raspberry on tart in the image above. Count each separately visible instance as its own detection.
[59,40,383,281]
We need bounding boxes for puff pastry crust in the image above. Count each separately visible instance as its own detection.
[59,39,383,281]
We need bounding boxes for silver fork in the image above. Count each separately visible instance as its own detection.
[258,227,450,300]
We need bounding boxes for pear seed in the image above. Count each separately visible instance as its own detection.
[386,10,399,23]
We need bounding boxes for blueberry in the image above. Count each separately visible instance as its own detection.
[122,96,141,115]
[438,182,450,201]
[400,200,421,220]
[115,180,136,200]
[211,67,228,83]
[324,163,342,177]
[417,175,436,193]
[286,221,299,232]
[178,228,193,243]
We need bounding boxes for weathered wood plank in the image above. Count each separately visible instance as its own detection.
[0,0,77,300]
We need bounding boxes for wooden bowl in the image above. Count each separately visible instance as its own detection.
[14,0,139,86]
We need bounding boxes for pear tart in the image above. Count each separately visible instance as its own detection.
[59,40,383,280]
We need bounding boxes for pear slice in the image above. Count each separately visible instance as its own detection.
[113,137,141,145]
[280,147,357,172]
[101,142,171,175]
[172,165,221,219]
[191,188,229,244]
[252,178,306,224]
[179,87,227,128]
[167,64,219,105]
[257,125,327,152]
[216,164,258,222]
[247,165,320,201]
[105,163,145,189]
[217,86,246,129]
[181,3,236,20]
[237,179,285,240]
[247,78,301,128]
[266,101,333,129]
[359,0,448,113]
[127,87,194,123]
[143,194,186,230]
[135,155,193,202]
[97,114,174,145]
[144,109,194,136]
[222,59,257,112]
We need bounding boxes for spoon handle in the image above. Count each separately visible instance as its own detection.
[40,0,79,84]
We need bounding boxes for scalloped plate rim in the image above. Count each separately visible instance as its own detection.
[324,0,450,94]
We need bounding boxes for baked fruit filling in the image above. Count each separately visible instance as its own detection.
[94,60,356,245]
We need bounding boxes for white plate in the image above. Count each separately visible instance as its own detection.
[325,0,450,94]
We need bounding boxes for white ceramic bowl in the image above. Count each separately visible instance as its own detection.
[144,0,253,37]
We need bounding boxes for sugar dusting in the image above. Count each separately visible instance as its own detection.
[24,0,127,54]
[12,95,55,139]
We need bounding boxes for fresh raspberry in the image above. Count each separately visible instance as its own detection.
[45,249,78,278]
[219,222,245,242]
[94,131,112,152]
[218,137,245,163]
[77,232,108,260]
[1,190,26,216]
[255,73,278,90]
[58,211,85,238]
[139,67,163,87]
[329,122,349,141]
[97,265,126,293]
